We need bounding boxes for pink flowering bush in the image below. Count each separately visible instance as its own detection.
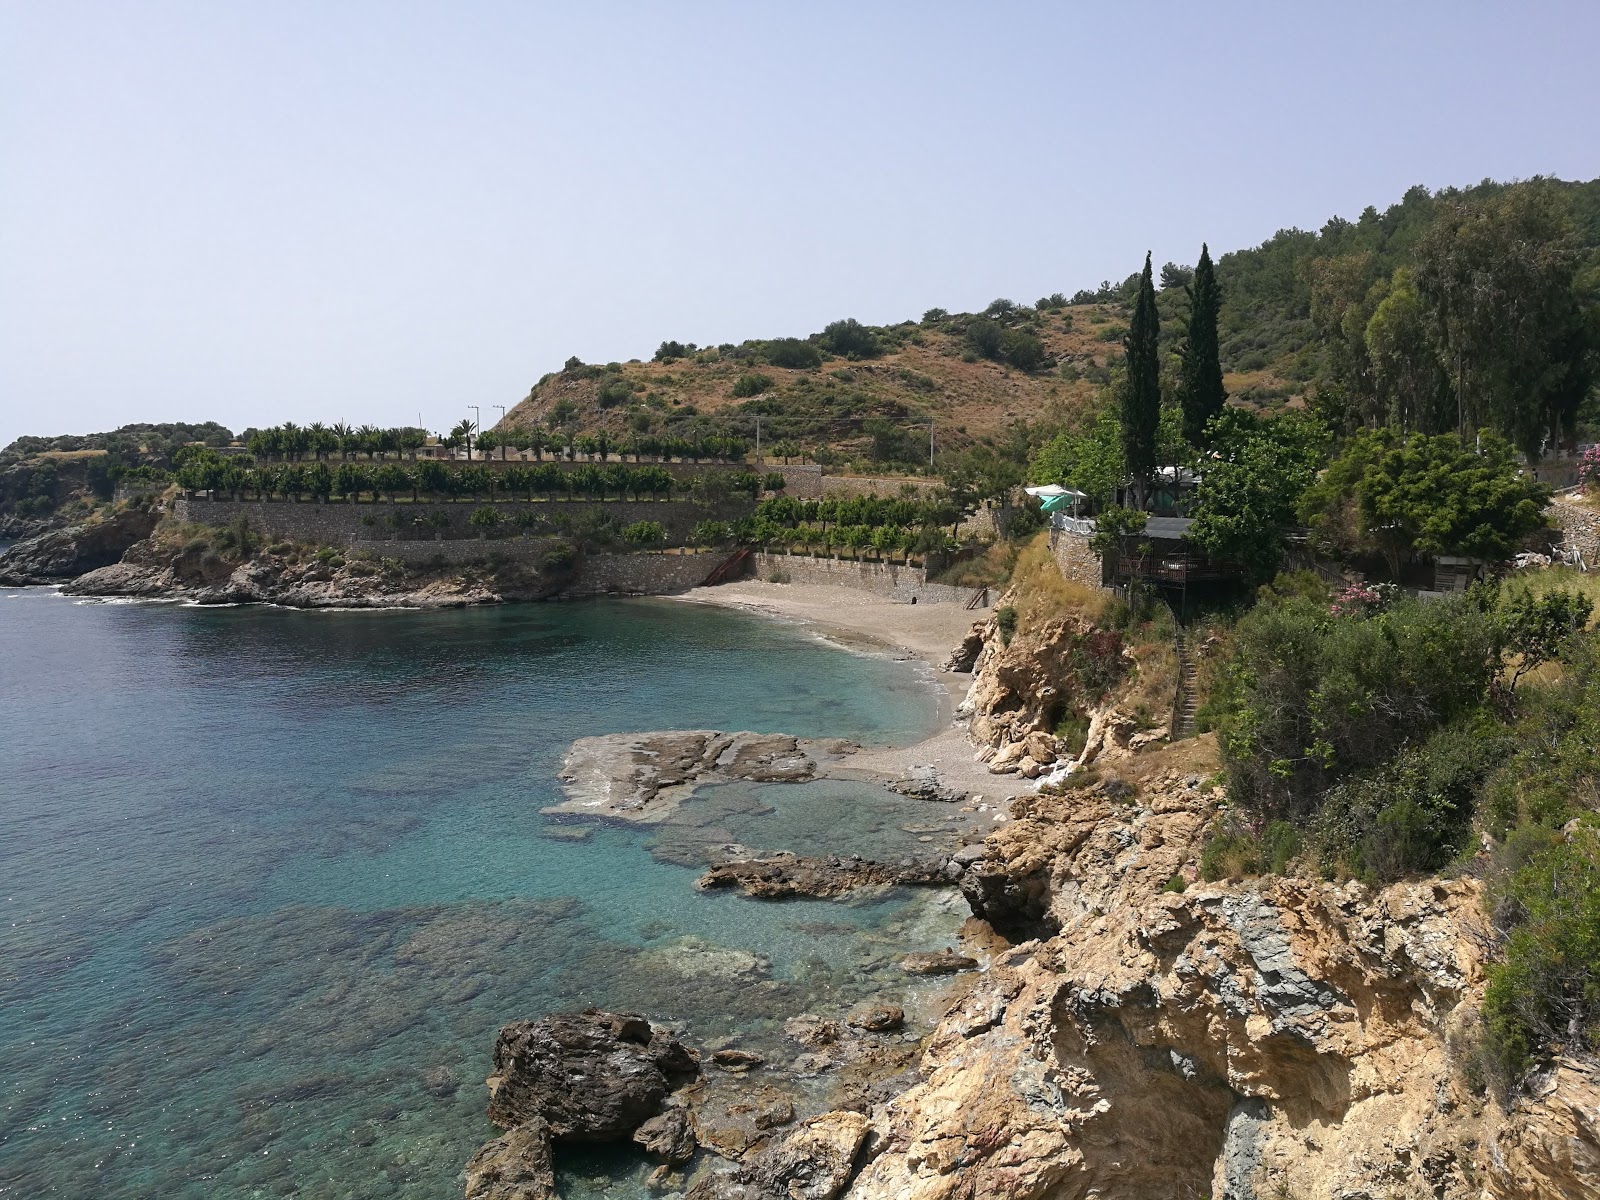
[1330,583,1396,617]
[1578,445,1600,491]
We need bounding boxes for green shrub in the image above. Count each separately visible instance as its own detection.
[819,318,879,358]
[731,373,775,398]
[597,380,632,408]
[541,542,576,571]
[965,318,1004,360]
[764,338,822,369]
[1482,825,1600,1083]
[995,605,1018,646]
[1161,874,1188,894]
[1215,593,1498,823]
[691,519,733,546]
[1000,328,1046,370]
[762,472,785,492]
[468,507,501,529]
[621,520,665,546]
[654,341,687,362]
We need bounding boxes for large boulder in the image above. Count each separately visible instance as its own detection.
[485,1010,699,1139]
[0,505,157,585]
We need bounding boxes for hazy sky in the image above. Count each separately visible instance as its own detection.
[3,2,1597,448]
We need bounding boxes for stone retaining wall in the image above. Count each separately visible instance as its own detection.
[345,537,565,566]
[749,552,975,604]
[172,496,746,548]
[560,551,719,597]
[1550,497,1600,566]
[1051,529,1107,590]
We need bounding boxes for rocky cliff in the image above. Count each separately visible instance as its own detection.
[0,505,158,585]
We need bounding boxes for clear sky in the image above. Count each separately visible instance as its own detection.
[2,1,1597,448]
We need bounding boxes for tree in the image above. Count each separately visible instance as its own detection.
[1497,588,1595,693]
[446,419,475,460]
[819,318,879,358]
[1412,184,1597,456]
[1120,253,1161,506]
[1301,429,1551,578]
[1364,267,1452,433]
[1179,244,1227,446]
[1159,262,1194,290]
[1187,409,1328,579]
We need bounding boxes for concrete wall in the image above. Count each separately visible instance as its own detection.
[749,551,976,605]
[172,496,746,548]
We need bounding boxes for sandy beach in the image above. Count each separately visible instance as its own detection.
[676,581,1024,810]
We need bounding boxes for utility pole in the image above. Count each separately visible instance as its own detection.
[469,405,480,460]
[929,420,934,467]
[755,414,761,465]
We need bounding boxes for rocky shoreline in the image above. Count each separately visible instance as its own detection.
[466,595,1600,1200]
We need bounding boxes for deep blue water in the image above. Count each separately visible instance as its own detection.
[0,591,957,1199]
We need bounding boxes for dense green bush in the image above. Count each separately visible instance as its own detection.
[621,520,665,545]
[596,380,632,408]
[1482,825,1600,1081]
[999,328,1046,370]
[819,318,880,358]
[965,318,1004,360]
[764,338,823,369]
[1312,721,1510,881]
[731,373,775,398]
[1215,593,1498,822]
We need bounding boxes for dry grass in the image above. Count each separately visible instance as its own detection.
[1006,532,1109,626]
[1510,564,1600,616]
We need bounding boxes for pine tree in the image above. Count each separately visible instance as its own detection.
[1121,252,1161,507]
[1180,243,1227,446]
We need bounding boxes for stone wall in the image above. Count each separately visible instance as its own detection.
[1549,497,1600,566]
[172,496,745,548]
[817,473,940,500]
[1051,529,1107,590]
[749,551,976,605]
[345,537,563,566]
[560,551,721,597]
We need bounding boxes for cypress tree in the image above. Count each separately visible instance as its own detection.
[1180,243,1227,446]
[1121,252,1161,507]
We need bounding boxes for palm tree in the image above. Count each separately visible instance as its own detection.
[448,419,475,461]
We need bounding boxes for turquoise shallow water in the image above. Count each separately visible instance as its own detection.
[0,591,957,1199]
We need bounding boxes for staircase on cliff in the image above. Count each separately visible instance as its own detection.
[1171,626,1201,740]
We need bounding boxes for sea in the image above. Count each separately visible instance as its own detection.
[0,588,970,1199]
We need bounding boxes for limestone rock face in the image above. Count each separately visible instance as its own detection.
[0,505,158,584]
[485,1010,699,1138]
[1485,1058,1600,1200]
[847,771,1517,1200]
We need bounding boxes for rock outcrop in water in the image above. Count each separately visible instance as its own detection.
[468,1010,700,1199]
[548,730,819,822]
[0,505,158,585]
[696,853,949,898]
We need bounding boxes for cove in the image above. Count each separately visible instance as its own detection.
[0,591,959,1199]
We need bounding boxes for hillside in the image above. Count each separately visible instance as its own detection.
[497,174,1600,470]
